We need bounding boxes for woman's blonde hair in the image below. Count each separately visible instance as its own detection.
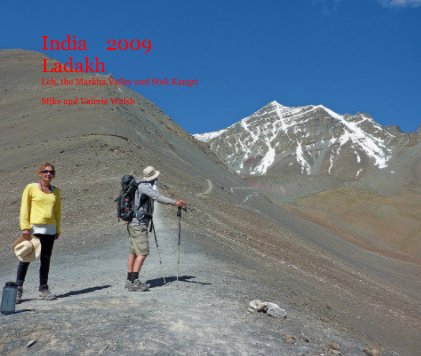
[38,162,56,174]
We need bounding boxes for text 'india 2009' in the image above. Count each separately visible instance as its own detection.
[42,34,152,73]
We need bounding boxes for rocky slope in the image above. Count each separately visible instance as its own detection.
[194,100,421,261]
[0,206,378,356]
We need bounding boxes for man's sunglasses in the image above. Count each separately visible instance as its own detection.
[41,170,55,175]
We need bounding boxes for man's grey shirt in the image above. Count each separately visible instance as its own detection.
[130,181,176,226]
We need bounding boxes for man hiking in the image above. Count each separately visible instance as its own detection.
[125,166,186,291]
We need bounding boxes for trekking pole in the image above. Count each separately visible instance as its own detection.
[176,207,181,289]
[150,219,166,285]
[176,206,187,289]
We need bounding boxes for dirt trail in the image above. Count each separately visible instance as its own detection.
[0,206,375,355]
[196,179,213,197]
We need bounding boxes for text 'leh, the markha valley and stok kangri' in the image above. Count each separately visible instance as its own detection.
[41,76,199,88]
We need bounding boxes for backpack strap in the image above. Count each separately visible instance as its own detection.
[134,180,152,210]
[133,181,153,224]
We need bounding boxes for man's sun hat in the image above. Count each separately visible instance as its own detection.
[143,166,160,182]
[13,236,41,262]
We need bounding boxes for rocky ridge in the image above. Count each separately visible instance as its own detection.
[194,101,417,180]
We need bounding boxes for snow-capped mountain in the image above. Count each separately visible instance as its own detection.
[194,101,404,179]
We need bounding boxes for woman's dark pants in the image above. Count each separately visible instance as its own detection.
[16,234,55,289]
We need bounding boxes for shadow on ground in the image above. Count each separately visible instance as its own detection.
[147,275,211,288]
[56,285,112,299]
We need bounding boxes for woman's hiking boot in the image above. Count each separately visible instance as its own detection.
[39,285,57,300]
[16,286,23,304]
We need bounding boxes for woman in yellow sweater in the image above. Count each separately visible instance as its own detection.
[16,162,61,303]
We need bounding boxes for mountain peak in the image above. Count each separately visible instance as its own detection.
[195,101,401,177]
[267,100,284,107]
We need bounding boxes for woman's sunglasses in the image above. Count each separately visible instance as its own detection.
[40,170,55,175]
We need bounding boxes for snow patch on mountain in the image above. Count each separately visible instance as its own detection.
[296,142,311,174]
[194,128,226,142]
[319,105,393,169]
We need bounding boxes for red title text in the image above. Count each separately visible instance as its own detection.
[42,34,152,73]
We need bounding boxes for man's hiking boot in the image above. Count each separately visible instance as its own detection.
[39,286,57,300]
[128,279,150,292]
[124,280,132,289]
[133,279,150,290]
[16,286,23,304]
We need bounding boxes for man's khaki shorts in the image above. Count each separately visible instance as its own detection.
[127,224,149,256]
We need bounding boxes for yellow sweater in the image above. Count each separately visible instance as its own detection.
[20,183,61,234]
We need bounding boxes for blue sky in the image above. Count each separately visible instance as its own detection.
[1,0,420,133]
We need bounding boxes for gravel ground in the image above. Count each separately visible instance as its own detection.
[0,206,383,356]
